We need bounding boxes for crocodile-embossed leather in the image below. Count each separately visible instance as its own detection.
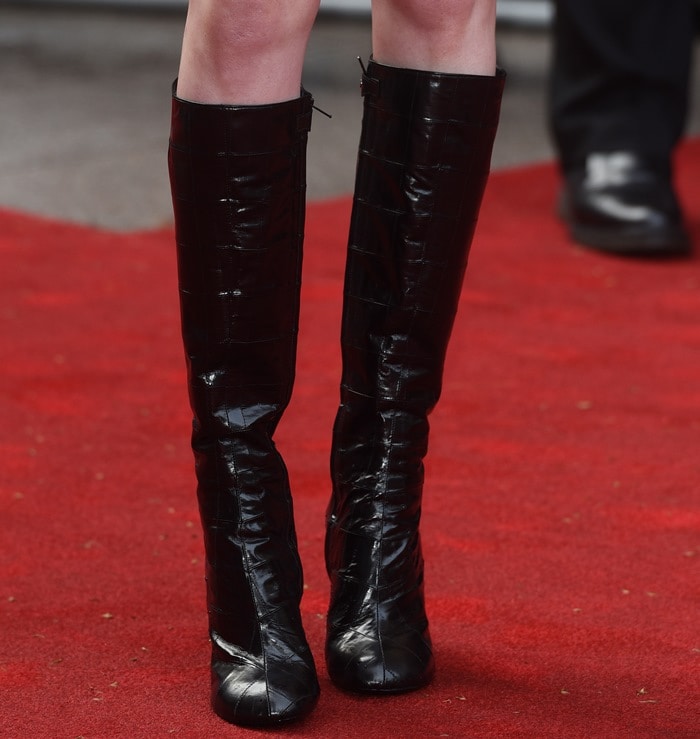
[168,86,319,726]
[326,61,505,693]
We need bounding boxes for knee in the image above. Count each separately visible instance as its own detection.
[187,0,319,56]
[378,0,490,34]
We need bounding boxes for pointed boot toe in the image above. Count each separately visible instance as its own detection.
[212,652,319,727]
[327,626,435,694]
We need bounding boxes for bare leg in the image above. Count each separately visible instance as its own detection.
[176,0,320,104]
[371,0,496,75]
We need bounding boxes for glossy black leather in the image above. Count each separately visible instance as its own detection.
[326,61,505,693]
[560,152,691,256]
[168,87,319,727]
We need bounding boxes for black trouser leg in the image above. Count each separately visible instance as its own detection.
[549,0,694,174]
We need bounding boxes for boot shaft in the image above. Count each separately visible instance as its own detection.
[169,85,315,641]
[333,62,506,504]
[345,60,505,365]
[169,88,313,434]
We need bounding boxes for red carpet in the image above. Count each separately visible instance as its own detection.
[2,144,699,738]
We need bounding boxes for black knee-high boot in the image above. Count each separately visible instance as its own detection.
[168,87,319,726]
[326,61,505,693]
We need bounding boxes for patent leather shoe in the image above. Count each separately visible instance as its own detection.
[559,152,690,256]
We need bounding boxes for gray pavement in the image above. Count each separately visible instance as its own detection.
[1,5,698,231]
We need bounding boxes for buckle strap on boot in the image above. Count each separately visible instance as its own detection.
[170,83,313,156]
[359,58,505,127]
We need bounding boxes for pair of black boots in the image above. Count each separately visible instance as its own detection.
[168,60,504,727]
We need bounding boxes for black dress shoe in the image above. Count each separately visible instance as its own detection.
[559,151,691,256]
